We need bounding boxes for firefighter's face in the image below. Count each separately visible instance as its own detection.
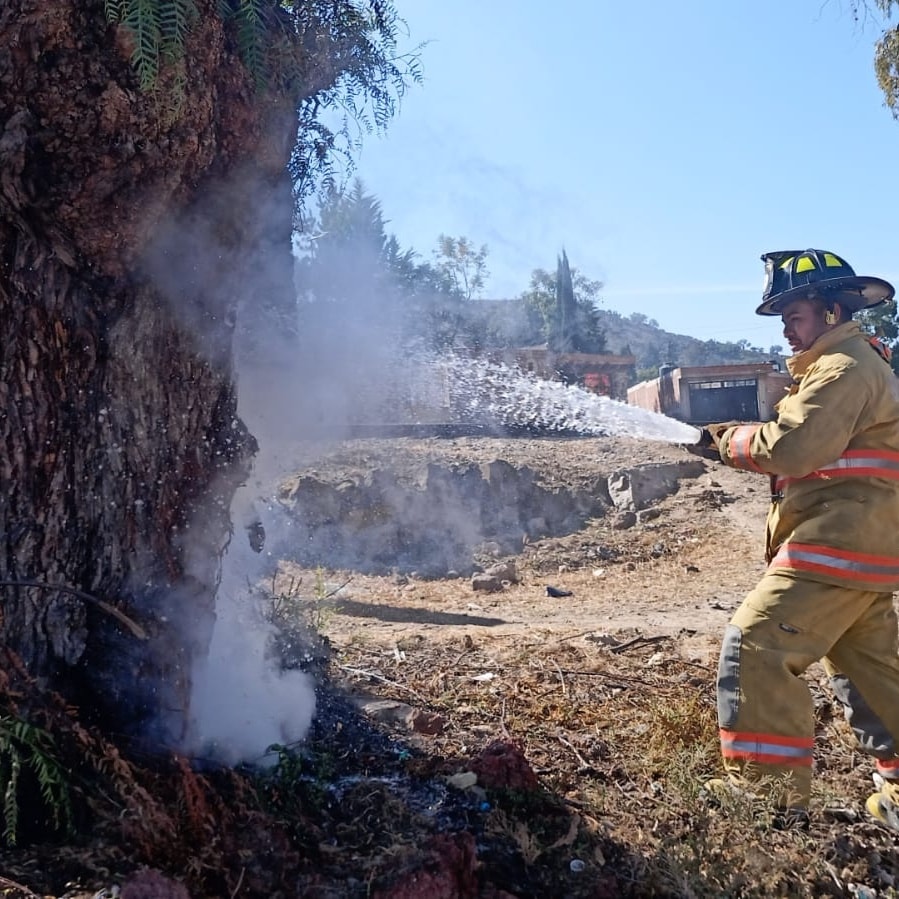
[780,298,831,353]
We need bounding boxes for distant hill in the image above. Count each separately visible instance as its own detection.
[468,300,785,381]
[596,309,786,380]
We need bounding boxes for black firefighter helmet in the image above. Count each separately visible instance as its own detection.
[757,249,894,316]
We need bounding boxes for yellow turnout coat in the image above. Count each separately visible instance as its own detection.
[716,322,899,592]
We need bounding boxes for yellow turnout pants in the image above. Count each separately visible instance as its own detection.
[717,572,899,806]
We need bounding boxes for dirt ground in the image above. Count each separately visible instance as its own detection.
[6,435,899,898]
[274,434,770,664]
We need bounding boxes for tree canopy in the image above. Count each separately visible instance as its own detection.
[104,1,421,209]
[852,0,899,113]
[520,261,607,353]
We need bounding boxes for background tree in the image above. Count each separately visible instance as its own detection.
[848,1,899,112]
[296,181,476,353]
[859,299,899,373]
[520,261,606,352]
[553,250,577,352]
[0,0,417,738]
[432,234,489,300]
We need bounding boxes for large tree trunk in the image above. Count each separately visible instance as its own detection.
[0,0,296,741]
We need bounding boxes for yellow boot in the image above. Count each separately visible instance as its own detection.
[866,774,899,832]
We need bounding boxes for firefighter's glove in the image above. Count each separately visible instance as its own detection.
[684,421,741,461]
[706,421,741,445]
[684,427,721,461]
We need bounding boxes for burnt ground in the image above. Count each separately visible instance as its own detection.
[2,436,899,898]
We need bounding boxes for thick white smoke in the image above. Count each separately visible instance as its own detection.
[170,174,700,766]
[182,344,319,766]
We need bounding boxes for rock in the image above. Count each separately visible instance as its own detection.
[410,709,446,736]
[246,518,265,552]
[355,698,415,728]
[373,832,479,899]
[446,771,479,790]
[608,461,705,511]
[470,740,539,791]
[476,541,503,559]
[472,574,503,593]
[611,510,637,530]
[356,699,446,736]
[485,560,519,584]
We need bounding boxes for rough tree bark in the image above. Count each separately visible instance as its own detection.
[0,0,299,741]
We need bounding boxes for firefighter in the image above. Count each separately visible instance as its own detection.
[696,249,899,829]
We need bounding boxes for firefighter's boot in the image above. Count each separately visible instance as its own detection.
[866,774,899,831]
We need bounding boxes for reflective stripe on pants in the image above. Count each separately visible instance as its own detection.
[716,572,899,806]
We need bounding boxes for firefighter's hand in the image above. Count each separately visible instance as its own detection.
[685,422,743,460]
[706,421,741,445]
[684,428,721,460]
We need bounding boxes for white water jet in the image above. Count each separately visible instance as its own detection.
[427,352,701,444]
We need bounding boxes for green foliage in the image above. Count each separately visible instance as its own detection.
[287,3,423,200]
[553,250,577,352]
[256,741,334,840]
[105,0,198,91]
[850,1,899,114]
[219,0,269,88]
[0,715,73,846]
[103,1,421,196]
[295,180,474,350]
[520,262,607,353]
[433,235,490,300]
[859,298,899,373]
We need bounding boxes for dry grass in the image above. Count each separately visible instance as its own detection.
[326,627,899,898]
[2,592,899,897]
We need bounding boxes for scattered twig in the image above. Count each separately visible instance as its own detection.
[679,658,713,670]
[449,646,472,668]
[0,579,148,640]
[546,629,597,646]
[324,576,354,599]
[822,862,843,891]
[0,874,42,898]
[556,734,591,769]
[337,664,431,706]
[552,658,567,695]
[230,866,246,899]
[555,668,692,690]
[610,634,669,654]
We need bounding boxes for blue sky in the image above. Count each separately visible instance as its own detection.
[352,0,899,351]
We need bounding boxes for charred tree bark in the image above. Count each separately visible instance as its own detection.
[0,0,297,741]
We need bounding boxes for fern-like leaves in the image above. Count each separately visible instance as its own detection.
[105,0,198,92]
[0,716,73,846]
[233,0,270,89]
